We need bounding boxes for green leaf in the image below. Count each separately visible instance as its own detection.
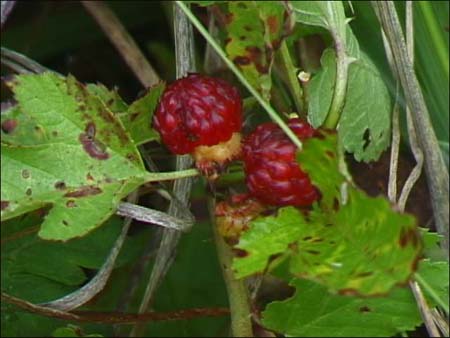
[308,51,391,161]
[262,278,422,337]
[1,72,147,240]
[86,83,128,114]
[339,52,391,161]
[292,1,346,36]
[222,1,293,99]
[52,325,103,337]
[87,81,164,145]
[233,134,421,295]
[308,49,336,128]
[117,83,164,145]
[416,259,449,311]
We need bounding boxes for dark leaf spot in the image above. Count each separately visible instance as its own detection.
[243,25,252,31]
[233,248,248,257]
[312,238,324,243]
[21,169,30,179]
[52,130,58,137]
[233,56,251,66]
[333,197,340,211]
[239,36,246,41]
[325,150,335,158]
[55,181,66,190]
[363,129,371,150]
[267,15,279,35]
[79,132,109,160]
[359,306,371,313]
[302,236,313,241]
[1,119,18,133]
[26,188,32,196]
[1,200,10,210]
[399,227,419,248]
[288,242,298,252]
[130,112,140,122]
[66,200,77,208]
[338,288,358,296]
[62,220,69,226]
[305,250,320,255]
[355,271,373,278]
[86,173,95,181]
[64,186,102,198]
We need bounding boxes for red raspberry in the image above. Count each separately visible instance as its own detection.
[153,74,243,177]
[242,118,319,207]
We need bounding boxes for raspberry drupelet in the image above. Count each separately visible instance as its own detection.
[153,74,243,178]
[242,118,320,207]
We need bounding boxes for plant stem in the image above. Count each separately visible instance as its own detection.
[176,1,303,151]
[143,168,199,183]
[279,40,304,115]
[208,198,253,337]
[81,1,160,87]
[373,1,449,255]
[323,34,349,129]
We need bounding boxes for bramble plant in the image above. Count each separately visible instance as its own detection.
[1,1,448,337]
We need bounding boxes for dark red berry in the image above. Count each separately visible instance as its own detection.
[153,74,243,177]
[242,118,319,207]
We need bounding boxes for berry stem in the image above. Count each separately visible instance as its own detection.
[142,168,199,183]
[176,1,303,151]
[208,197,254,337]
[279,40,305,116]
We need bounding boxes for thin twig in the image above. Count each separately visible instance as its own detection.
[409,280,441,337]
[81,0,160,87]
[39,191,138,311]
[117,202,193,232]
[129,4,196,336]
[1,47,52,74]
[1,0,16,28]
[373,1,449,254]
[2,292,229,324]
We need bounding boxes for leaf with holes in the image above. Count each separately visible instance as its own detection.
[233,134,421,295]
[220,1,293,99]
[0,72,149,241]
[308,50,391,161]
[262,278,423,337]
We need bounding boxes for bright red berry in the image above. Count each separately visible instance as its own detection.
[153,74,243,177]
[242,118,319,207]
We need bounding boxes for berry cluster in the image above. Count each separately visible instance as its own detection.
[153,73,319,211]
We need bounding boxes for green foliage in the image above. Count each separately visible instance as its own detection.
[308,49,391,162]
[0,73,154,240]
[52,325,103,337]
[222,1,293,99]
[262,278,423,337]
[233,133,421,295]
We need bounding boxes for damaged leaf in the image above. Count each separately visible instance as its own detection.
[1,72,148,241]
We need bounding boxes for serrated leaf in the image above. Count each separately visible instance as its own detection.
[416,259,449,309]
[292,1,346,35]
[87,81,164,145]
[297,130,344,211]
[1,72,147,240]
[308,51,391,161]
[339,52,391,161]
[86,83,128,114]
[117,83,164,145]
[234,134,421,295]
[221,1,293,99]
[262,278,423,337]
